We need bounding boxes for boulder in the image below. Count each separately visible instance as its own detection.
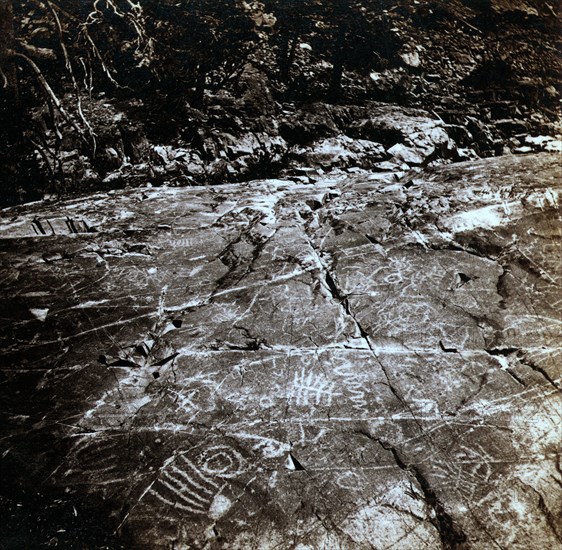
[545,140,562,153]
[407,125,456,159]
[456,147,480,161]
[400,49,421,68]
[279,103,340,144]
[236,64,277,122]
[522,135,562,153]
[466,116,495,153]
[346,104,457,163]
[387,143,425,166]
[444,124,473,147]
[495,119,529,136]
[291,135,386,170]
[525,135,555,147]
[225,133,261,158]
[513,145,533,154]
[373,159,410,172]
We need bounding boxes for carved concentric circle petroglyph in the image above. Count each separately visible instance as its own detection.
[198,445,247,478]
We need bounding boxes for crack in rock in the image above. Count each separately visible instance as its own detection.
[357,430,468,550]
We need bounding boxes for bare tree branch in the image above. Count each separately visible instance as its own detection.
[17,40,57,60]
[46,0,97,154]
[0,65,8,88]
[14,51,89,146]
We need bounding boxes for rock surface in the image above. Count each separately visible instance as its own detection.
[0,153,561,548]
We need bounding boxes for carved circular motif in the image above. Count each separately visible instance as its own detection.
[198,445,246,478]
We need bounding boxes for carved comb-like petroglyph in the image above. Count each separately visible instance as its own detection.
[148,456,221,514]
[289,367,341,407]
[147,445,247,515]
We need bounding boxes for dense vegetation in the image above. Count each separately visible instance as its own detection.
[1,0,560,205]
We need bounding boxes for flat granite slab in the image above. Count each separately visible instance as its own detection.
[0,153,560,549]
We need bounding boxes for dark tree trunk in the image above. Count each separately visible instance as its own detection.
[328,25,345,100]
[278,32,290,81]
[193,64,207,107]
[0,0,17,103]
[279,29,299,83]
[286,31,299,80]
[328,0,348,101]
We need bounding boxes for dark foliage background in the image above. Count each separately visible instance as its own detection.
[0,0,560,205]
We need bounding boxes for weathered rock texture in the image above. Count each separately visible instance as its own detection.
[0,153,561,548]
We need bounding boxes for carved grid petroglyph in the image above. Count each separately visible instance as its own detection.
[147,446,247,514]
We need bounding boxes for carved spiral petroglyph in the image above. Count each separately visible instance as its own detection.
[431,443,495,502]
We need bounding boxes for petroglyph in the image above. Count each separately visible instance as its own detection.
[63,435,127,485]
[146,445,247,515]
[148,456,222,514]
[165,385,214,418]
[289,367,340,407]
[333,362,368,412]
[1,154,561,548]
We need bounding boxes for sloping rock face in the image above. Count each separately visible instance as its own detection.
[0,153,561,548]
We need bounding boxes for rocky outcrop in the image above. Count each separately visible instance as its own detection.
[290,136,386,171]
[20,57,559,206]
[84,100,465,192]
[1,153,560,548]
